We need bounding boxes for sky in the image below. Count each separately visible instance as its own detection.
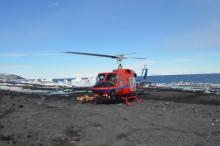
[0,0,220,78]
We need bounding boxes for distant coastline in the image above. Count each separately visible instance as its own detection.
[146,73,220,84]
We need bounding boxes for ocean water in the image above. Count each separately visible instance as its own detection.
[145,74,220,84]
[138,74,220,94]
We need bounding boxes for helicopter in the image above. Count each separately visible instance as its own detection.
[64,51,148,106]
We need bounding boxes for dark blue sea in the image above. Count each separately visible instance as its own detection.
[140,74,220,84]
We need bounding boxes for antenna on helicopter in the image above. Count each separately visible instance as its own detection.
[64,51,146,68]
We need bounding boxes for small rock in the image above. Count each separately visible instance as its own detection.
[211,123,215,126]
[0,124,4,129]
[41,96,46,100]
[18,105,24,108]
[211,118,220,122]
[70,141,76,144]
[73,137,80,141]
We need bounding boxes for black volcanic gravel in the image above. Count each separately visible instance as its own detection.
[0,88,220,146]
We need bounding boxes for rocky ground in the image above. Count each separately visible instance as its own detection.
[0,88,220,146]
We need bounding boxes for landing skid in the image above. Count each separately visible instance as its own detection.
[94,94,143,106]
[120,95,143,106]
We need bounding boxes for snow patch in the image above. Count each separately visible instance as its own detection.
[148,82,220,94]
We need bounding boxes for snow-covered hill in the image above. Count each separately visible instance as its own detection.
[0,73,96,95]
[0,73,25,82]
[0,73,96,88]
[28,77,96,87]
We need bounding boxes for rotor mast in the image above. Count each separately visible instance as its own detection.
[117,58,123,68]
[116,55,126,68]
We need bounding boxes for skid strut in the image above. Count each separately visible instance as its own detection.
[121,95,143,106]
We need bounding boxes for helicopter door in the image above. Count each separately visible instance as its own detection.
[130,77,136,91]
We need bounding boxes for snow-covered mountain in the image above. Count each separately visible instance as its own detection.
[0,73,96,87]
[28,77,96,87]
[0,73,96,94]
[0,73,25,82]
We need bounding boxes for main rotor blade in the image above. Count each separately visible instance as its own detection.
[116,52,136,56]
[64,52,118,59]
[128,57,146,60]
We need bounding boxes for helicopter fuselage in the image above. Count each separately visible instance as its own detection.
[92,68,137,99]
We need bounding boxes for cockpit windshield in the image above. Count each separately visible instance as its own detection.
[96,74,105,82]
[96,73,117,86]
[105,73,117,85]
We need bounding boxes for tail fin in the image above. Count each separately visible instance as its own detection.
[141,64,148,81]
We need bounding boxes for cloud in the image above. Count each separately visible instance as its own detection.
[157,21,220,50]
[171,58,195,63]
[0,52,61,57]
[194,52,220,57]
[206,52,220,56]
[0,53,29,57]
[126,60,154,74]
[48,2,59,7]
[0,63,28,68]
[127,60,154,67]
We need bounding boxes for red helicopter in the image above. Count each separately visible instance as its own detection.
[65,52,147,106]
